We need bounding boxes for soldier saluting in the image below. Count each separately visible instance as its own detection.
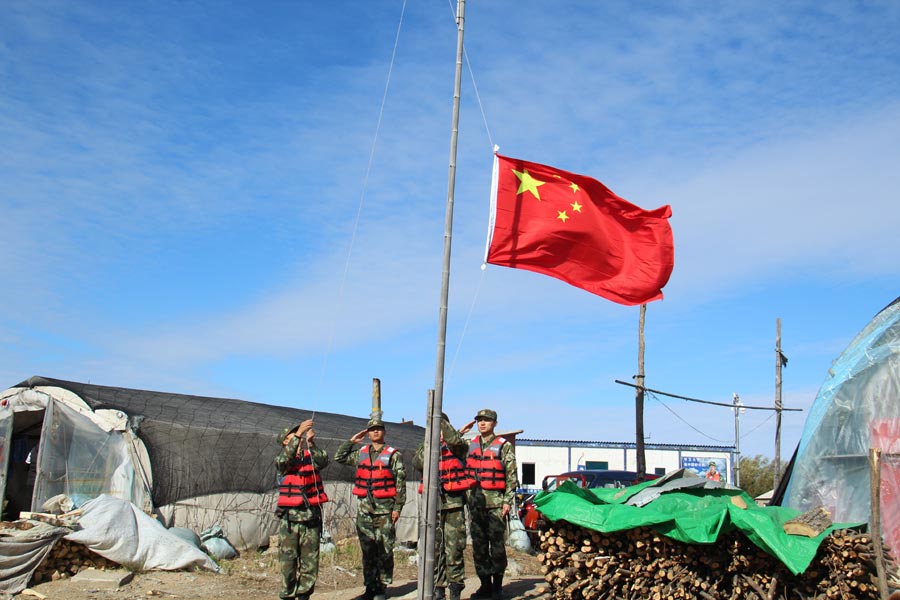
[461,409,518,600]
[276,418,330,600]
[335,418,407,600]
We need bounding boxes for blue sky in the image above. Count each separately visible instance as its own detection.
[3,1,899,460]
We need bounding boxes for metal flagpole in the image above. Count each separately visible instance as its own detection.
[420,1,466,599]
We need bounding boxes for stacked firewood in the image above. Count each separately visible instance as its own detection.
[31,538,119,584]
[537,522,895,600]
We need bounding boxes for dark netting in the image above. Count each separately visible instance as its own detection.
[17,376,426,507]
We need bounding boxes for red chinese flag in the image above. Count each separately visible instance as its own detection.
[485,154,674,306]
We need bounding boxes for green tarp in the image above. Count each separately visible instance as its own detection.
[533,477,861,575]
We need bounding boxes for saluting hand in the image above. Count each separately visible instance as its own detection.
[459,420,475,435]
[350,429,368,444]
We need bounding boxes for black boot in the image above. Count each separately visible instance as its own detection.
[432,586,446,600]
[471,576,492,599]
[491,574,503,600]
[355,586,375,600]
[448,582,464,600]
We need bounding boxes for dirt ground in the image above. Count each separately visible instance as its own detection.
[23,540,546,600]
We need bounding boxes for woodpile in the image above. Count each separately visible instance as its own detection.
[536,521,896,600]
[30,538,119,584]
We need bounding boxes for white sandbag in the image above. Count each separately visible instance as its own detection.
[506,516,532,553]
[65,495,219,572]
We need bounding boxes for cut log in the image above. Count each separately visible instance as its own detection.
[784,506,833,538]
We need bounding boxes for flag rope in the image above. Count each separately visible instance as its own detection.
[314,0,409,403]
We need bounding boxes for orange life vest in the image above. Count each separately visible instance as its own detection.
[277,449,329,508]
[352,445,398,499]
[418,443,477,494]
[466,436,507,491]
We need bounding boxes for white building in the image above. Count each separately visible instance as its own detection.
[514,438,735,492]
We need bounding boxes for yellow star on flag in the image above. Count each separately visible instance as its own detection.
[569,182,580,193]
[513,169,546,200]
[557,210,569,223]
[571,200,583,213]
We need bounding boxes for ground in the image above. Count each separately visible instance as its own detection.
[22,540,546,600]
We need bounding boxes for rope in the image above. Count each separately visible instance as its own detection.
[315,0,409,402]
[446,267,486,387]
[445,0,495,152]
[440,0,495,391]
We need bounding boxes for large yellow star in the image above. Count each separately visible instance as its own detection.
[557,210,569,223]
[513,169,546,200]
[569,182,580,193]
[571,200,583,213]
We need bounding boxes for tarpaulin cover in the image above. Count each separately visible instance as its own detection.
[782,297,900,554]
[534,473,860,576]
[0,522,68,594]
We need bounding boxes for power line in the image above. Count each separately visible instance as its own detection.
[645,391,731,444]
[614,380,803,412]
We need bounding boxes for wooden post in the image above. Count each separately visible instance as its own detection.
[774,318,783,490]
[418,390,440,600]
[733,393,741,487]
[869,448,889,600]
[635,304,646,477]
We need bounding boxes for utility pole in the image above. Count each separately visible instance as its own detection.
[774,318,783,490]
[733,393,742,487]
[635,304,647,477]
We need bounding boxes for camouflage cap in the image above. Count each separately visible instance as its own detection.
[277,427,295,444]
[366,418,385,430]
[474,408,497,421]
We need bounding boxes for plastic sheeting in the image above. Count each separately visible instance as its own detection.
[34,399,150,511]
[65,495,219,572]
[783,297,900,555]
[534,472,860,576]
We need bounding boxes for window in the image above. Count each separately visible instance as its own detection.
[654,467,666,475]
[585,460,608,470]
[521,463,535,486]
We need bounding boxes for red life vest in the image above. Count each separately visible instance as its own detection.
[466,436,507,491]
[277,449,329,508]
[418,443,477,494]
[352,445,398,499]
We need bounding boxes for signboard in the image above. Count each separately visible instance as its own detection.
[682,456,727,483]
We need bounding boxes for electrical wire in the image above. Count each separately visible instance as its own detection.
[646,391,732,444]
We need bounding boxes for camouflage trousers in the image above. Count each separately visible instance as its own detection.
[468,504,507,578]
[279,516,322,599]
[434,506,467,587]
[357,511,395,590]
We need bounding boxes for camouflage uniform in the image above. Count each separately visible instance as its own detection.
[466,412,518,598]
[275,427,330,600]
[335,431,406,599]
[413,417,470,597]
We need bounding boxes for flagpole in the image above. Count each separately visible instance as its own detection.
[421,1,466,599]
[635,303,646,477]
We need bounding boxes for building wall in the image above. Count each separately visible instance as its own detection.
[515,440,734,492]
